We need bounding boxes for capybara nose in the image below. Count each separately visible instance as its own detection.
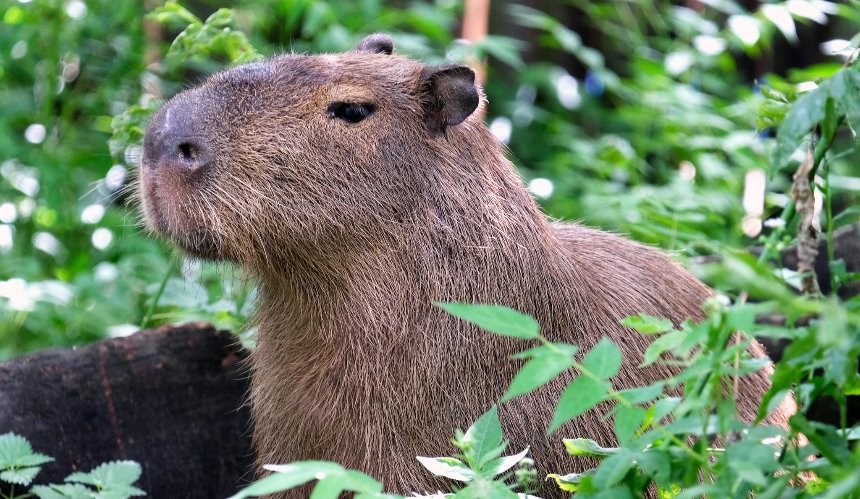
[143,120,211,174]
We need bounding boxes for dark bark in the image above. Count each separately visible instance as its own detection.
[0,323,253,499]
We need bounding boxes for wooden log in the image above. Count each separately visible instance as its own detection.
[0,323,252,498]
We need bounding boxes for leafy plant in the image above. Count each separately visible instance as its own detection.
[229,406,538,499]
[0,433,53,497]
[0,433,144,499]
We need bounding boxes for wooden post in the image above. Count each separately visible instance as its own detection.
[462,0,490,119]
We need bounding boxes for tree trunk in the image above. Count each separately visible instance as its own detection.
[0,323,252,499]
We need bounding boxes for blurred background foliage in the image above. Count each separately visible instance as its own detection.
[0,0,858,359]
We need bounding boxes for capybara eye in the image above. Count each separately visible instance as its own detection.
[327,102,375,124]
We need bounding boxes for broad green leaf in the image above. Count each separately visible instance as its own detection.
[204,8,233,28]
[436,303,540,339]
[415,456,474,482]
[642,330,686,366]
[229,462,344,499]
[453,478,519,498]
[582,337,622,379]
[0,433,40,468]
[502,348,574,401]
[615,383,664,404]
[310,476,344,499]
[550,376,610,433]
[15,453,54,467]
[461,406,505,466]
[636,450,671,485]
[621,314,674,335]
[789,415,853,465]
[594,488,635,499]
[726,305,756,333]
[845,373,860,396]
[339,470,383,493]
[592,450,634,489]
[0,466,40,486]
[67,460,141,488]
[772,85,827,169]
[614,405,648,444]
[31,483,93,499]
[759,388,791,422]
[728,462,768,486]
[482,447,530,477]
[145,1,200,26]
[562,438,619,457]
[95,484,146,498]
[546,471,590,492]
[828,68,860,130]
[512,343,577,360]
[650,397,681,424]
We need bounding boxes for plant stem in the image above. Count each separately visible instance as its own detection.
[140,265,173,328]
[823,163,837,294]
[539,333,709,464]
[758,118,843,265]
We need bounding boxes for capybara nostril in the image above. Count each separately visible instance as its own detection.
[177,141,198,164]
[147,132,210,173]
[141,100,212,174]
[164,135,210,173]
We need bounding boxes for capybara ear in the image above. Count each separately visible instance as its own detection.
[419,64,480,135]
[354,33,394,55]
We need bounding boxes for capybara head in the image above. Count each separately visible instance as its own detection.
[139,34,481,269]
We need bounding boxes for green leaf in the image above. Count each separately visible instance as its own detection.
[562,438,619,457]
[15,453,55,467]
[582,337,622,379]
[145,0,200,27]
[828,68,860,130]
[642,330,686,366]
[0,433,44,469]
[339,470,383,493]
[615,383,664,404]
[592,450,635,489]
[726,305,756,333]
[511,343,576,360]
[453,478,519,498]
[228,462,344,499]
[66,460,142,488]
[482,447,530,477]
[772,85,827,169]
[32,483,94,499]
[621,314,675,335]
[789,415,853,465]
[461,406,505,466]
[650,397,681,424]
[636,450,671,485]
[436,303,540,339]
[309,476,344,499]
[204,8,234,28]
[0,466,41,486]
[550,376,611,433]
[502,347,574,401]
[546,471,591,492]
[415,456,474,482]
[614,405,648,444]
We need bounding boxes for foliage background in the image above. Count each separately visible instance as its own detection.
[0,0,857,362]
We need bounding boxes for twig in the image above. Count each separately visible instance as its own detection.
[792,144,820,295]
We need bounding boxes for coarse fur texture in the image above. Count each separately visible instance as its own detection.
[138,35,793,497]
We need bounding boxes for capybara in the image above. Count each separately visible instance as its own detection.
[138,34,791,497]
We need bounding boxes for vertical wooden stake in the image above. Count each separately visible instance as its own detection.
[462,0,490,118]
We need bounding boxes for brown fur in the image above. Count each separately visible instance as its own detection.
[138,36,793,497]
